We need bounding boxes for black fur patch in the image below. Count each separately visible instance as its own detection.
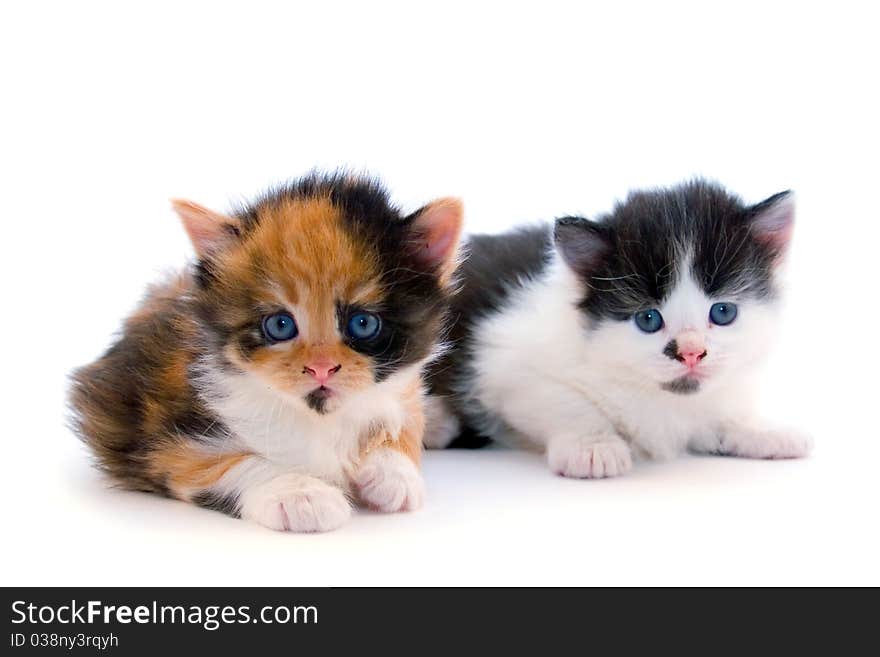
[663,339,680,361]
[304,388,331,414]
[661,376,701,395]
[457,226,554,317]
[173,406,226,442]
[193,490,241,518]
[427,226,553,441]
[448,427,494,449]
[336,303,409,382]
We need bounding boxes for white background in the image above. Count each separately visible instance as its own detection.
[2,1,878,586]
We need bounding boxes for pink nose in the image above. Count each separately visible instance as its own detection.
[303,360,341,385]
[679,348,707,369]
[675,329,707,369]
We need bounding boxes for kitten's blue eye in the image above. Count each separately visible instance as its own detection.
[709,302,738,326]
[346,312,381,341]
[262,312,298,342]
[634,309,664,333]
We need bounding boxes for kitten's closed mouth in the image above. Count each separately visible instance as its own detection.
[305,386,335,414]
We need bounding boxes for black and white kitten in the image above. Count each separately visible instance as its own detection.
[425,180,812,477]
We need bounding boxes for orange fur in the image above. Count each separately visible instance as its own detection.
[148,444,250,499]
[124,274,193,327]
[360,379,425,465]
[139,337,198,436]
[226,196,382,311]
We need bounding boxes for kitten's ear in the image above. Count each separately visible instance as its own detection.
[748,190,794,261]
[171,199,241,258]
[406,197,464,287]
[554,217,610,277]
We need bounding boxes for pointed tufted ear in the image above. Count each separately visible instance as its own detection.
[171,199,241,258]
[748,190,795,263]
[406,197,465,287]
[554,216,610,277]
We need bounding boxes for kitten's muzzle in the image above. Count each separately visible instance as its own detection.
[661,329,707,394]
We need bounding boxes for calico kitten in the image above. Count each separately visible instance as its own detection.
[70,173,463,530]
[426,180,811,476]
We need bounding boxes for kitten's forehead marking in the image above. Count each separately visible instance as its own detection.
[660,254,711,331]
[242,196,385,339]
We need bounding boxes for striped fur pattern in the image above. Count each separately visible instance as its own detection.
[70,173,463,531]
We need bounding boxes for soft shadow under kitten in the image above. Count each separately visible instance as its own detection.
[70,173,463,531]
[426,180,811,476]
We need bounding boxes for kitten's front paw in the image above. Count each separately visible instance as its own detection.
[240,474,351,533]
[547,433,632,479]
[355,448,425,513]
[720,426,813,460]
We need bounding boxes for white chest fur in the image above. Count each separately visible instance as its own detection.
[569,376,739,459]
[197,361,422,486]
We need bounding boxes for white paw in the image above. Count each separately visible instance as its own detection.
[355,448,425,512]
[547,433,633,479]
[239,474,351,533]
[721,426,814,460]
